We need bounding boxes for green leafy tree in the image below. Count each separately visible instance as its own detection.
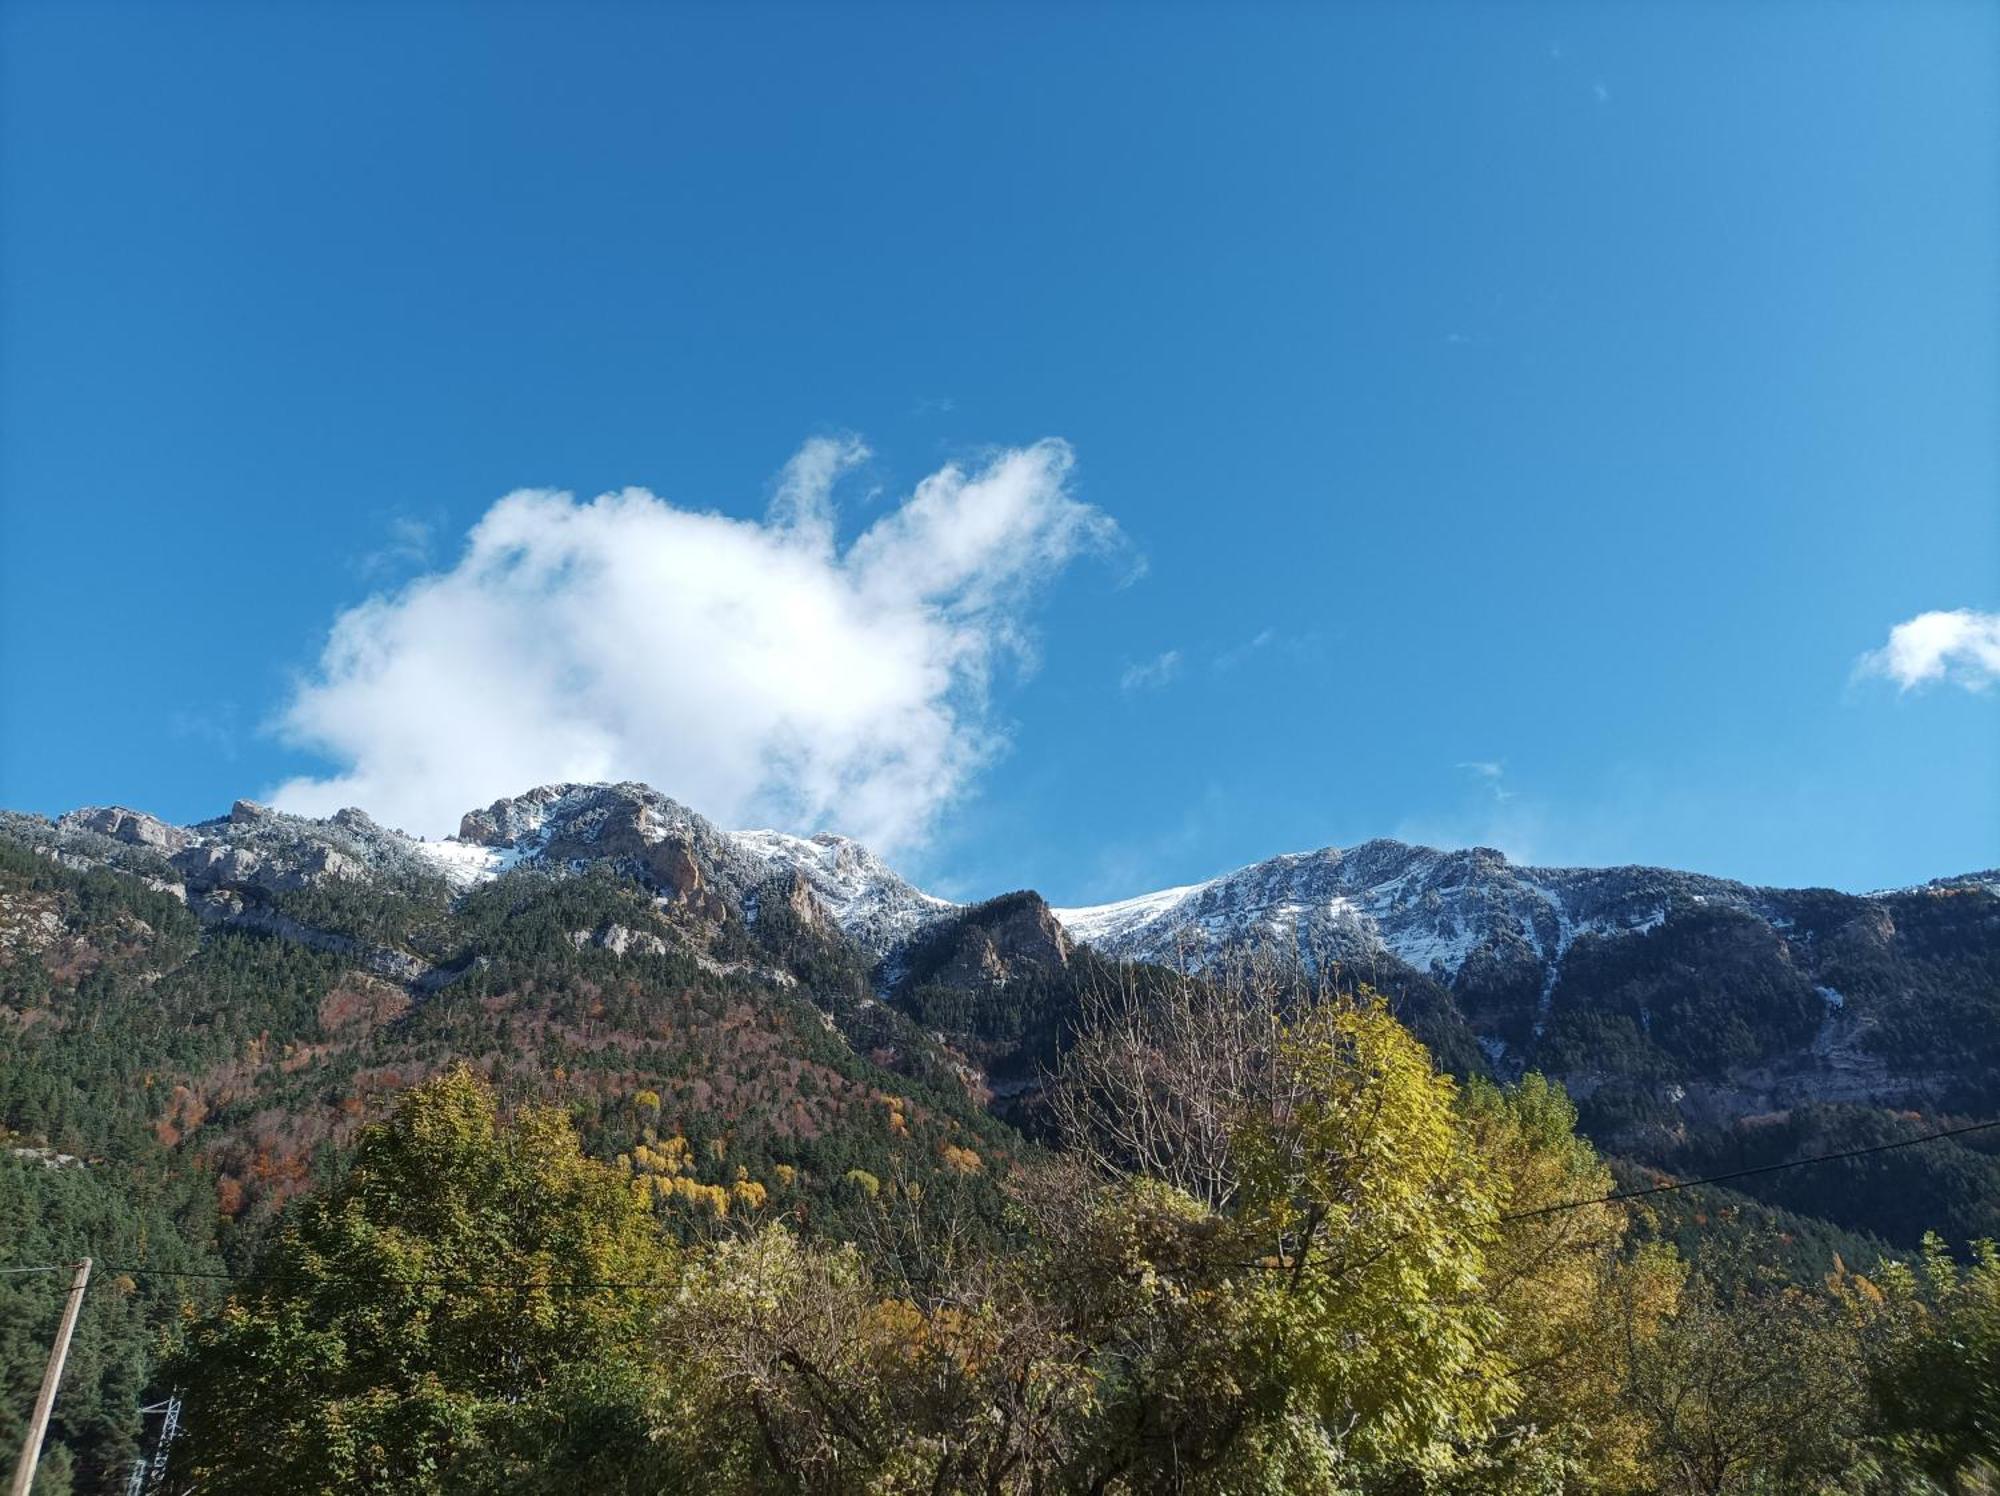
[1627,1266,1868,1495]
[170,1066,677,1494]
[1860,1235,2000,1490]
[1455,1073,1684,1492]
[1226,997,1512,1484]
[1036,979,1527,1489]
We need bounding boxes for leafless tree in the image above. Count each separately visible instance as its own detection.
[1041,945,1341,1213]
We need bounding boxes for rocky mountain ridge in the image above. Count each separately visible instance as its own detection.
[14,783,1988,1042]
[0,783,940,953]
[2,778,1996,1263]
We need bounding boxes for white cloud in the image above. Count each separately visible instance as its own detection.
[270,437,1120,851]
[1119,650,1182,693]
[1855,609,2000,693]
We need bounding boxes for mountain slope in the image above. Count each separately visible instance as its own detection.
[6,779,1995,1216]
[1059,840,1767,986]
[1056,841,2000,1122]
[10,783,1994,1134]
[3,779,1994,1491]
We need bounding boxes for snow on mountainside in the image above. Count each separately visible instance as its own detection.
[9,781,1987,994]
[1053,839,1758,983]
[732,829,954,959]
[9,780,1994,1203]
[1,782,961,963]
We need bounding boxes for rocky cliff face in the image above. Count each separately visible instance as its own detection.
[8,781,1993,1130]
[1053,840,1761,982]
[0,798,442,905]
[1052,840,1999,1121]
[732,828,954,960]
[4,783,938,951]
[909,892,1074,994]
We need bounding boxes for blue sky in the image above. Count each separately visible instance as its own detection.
[2,0,1995,899]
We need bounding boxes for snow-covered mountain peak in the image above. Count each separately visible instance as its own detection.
[733,826,955,958]
[1050,883,1200,946]
[1049,838,1752,982]
[455,781,717,852]
[18,781,1984,1013]
[396,782,959,957]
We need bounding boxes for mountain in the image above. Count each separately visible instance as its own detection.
[0,783,1028,1231]
[10,784,1997,1138]
[1055,839,1733,979]
[0,784,1040,1494]
[1054,842,2000,1123]
[4,780,1998,1489]
[1,783,953,966]
[10,776,1995,1191]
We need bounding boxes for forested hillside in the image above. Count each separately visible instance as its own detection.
[1,789,1995,1492]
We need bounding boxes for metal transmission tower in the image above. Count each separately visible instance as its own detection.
[123,1394,184,1496]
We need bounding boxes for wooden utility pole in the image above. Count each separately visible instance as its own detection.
[9,1259,90,1496]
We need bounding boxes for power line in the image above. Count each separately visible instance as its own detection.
[1501,1115,2000,1223]
[103,1264,675,1293]
[0,1260,683,1293]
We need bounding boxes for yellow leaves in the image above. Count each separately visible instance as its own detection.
[1844,1271,1887,1308]
[624,1131,782,1219]
[844,1168,881,1199]
[772,1163,797,1189]
[632,1088,661,1115]
[1222,994,1516,1463]
[1826,1250,1888,1309]
[861,1297,929,1364]
[1240,997,1493,1258]
[652,1174,731,1217]
[940,1143,983,1175]
[630,1136,695,1177]
[875,1091,910,1137]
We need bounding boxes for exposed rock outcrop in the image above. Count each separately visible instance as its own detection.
[58,806,191,854]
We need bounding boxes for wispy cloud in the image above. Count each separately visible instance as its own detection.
[1545,36,1609,107]
[1456,760,1516,802]
[1396,763,1547,863]
[356,515,438,577]
[1212,628,1277,672]
[271,437,1122,850]
[1120,650,1183,694]
[1855,608,2000,693]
